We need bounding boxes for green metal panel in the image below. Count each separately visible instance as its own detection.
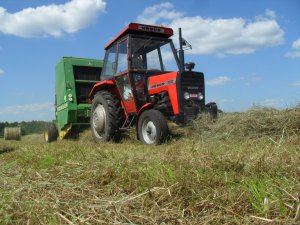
[55,57,103,133]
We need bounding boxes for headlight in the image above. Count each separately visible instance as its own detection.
[198,92,204,100]
[183,92,190,100]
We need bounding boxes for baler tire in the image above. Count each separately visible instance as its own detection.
[137,109,168,145]
[91,91,121,142]
[44,123,58,143]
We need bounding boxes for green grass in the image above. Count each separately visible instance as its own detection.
[0,107,300,224]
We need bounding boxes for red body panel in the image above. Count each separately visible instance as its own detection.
[148,72,179,115]
[89,79,115,98]
[123,100,137,113]
[105,23,173,50]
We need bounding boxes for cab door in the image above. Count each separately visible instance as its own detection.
[114,38,137,113]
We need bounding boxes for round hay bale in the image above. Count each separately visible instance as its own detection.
[4,127,21,141]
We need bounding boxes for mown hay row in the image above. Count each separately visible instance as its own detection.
[193,107,300,139]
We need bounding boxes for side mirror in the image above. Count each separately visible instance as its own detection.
[185,62,195,71]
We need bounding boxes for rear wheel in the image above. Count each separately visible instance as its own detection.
[206,102,218,120]
[138,109,168,145]
[91,91,122,142]
[44,122,58,142]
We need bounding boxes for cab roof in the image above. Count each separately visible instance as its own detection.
[105,23,174,50]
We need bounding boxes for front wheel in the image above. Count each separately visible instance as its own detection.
[137,109,168,145]
[44,122,58,143]
[91,91,121,142]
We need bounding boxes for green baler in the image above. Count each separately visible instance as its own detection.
[44,57,103,142]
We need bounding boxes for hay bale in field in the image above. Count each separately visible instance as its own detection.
[4,127,21,141]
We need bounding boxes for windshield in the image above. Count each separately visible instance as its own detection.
[131,37,179,71]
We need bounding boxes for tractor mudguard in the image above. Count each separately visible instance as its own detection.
[89,79,119,101]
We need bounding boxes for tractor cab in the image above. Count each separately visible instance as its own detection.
[99,23,180,112]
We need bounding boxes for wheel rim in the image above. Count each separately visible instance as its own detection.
[92,104,106,138]
[44,130,49,142]
[141,119,157,144]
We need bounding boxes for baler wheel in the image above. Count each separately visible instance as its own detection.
[44,123,58,142]
[91,91,121,142]
[138,109,168,145]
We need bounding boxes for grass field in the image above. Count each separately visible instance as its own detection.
[0,107,300,224]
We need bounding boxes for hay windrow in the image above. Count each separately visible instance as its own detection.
[192,107,300,140]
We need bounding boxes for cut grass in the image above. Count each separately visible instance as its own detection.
[0,107,299,224]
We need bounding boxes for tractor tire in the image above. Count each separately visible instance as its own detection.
[206,102,218,120]
[91,91,122,142]
[137,109,168,145]
[44,122,58,143]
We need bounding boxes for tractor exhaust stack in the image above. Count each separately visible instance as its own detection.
[178,28,185,71]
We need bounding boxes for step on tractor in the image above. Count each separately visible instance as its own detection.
[89,23,218,145]
[44,57,103,142]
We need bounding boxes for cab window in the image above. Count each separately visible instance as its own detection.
[102,44,117,80]
[116,39,128,74]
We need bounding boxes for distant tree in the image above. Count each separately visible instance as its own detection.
[0,121,48,136]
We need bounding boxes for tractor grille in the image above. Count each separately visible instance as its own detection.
[180,72,205,123]
[184,105,199,122]
[181,72,204,93]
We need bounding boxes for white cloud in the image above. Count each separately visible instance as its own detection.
[265,9,277,19]
[0,0,106,38]
[292,39,300,49]
[137,2,183,25]
[0,102,54,116]
[261,99,284,107]
[219,98,235,103]
[285,51,300,58]
[291,80,300,86]
[239,74,262,86]
[206,76,231,86]
[136,3,284,55]
[0,68,4,76]
[286,38,300,58]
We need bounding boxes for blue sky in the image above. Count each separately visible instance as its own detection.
[0,0,299,122]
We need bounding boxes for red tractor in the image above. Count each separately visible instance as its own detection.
[89,23,217,145]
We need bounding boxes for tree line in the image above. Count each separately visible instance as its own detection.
[0,121,48,136]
